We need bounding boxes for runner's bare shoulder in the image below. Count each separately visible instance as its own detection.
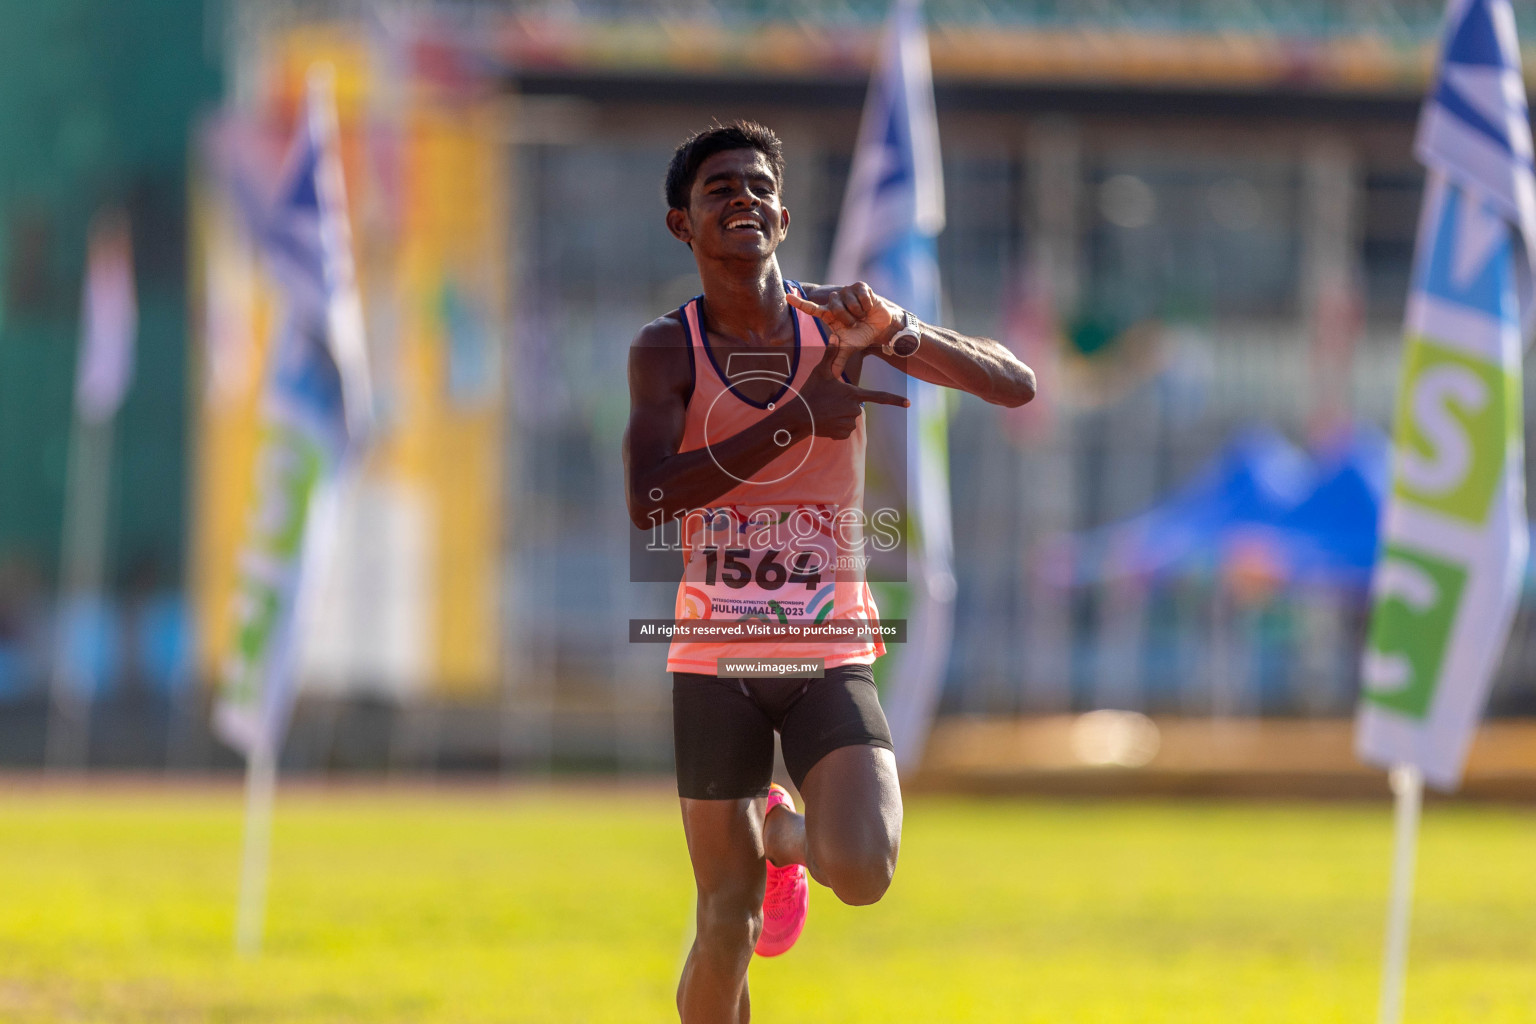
[629,311,694,401]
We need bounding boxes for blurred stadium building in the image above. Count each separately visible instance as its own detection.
[4,0,1536,773]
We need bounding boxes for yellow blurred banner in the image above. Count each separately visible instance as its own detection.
[191,26,509,700]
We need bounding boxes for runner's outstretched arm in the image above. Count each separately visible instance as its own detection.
[791,283,1036,407]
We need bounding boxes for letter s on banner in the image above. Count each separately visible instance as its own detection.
[1399,364,1486,495]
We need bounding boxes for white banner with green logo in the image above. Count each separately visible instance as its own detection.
[1357,0,1535,791]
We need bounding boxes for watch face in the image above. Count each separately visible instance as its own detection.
[892,332,920,357]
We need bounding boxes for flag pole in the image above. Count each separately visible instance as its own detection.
[1377,763,1423,1024]
[234,739,277,956]
[45,412,114,771]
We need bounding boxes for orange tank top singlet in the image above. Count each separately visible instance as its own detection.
[665,281,886,674]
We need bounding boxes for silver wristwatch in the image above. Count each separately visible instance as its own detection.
[882,308,922,358]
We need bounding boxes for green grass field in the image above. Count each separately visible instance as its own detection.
[0,782,1532,1023]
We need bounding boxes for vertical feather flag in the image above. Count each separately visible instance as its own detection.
[214,68,372,762]
[827,0,954,769]
[1356,0,1534,792]
[1358,7,1536,1015]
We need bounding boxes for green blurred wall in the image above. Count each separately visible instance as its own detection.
[0,0,221,592]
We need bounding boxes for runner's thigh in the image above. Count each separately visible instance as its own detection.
[777,663,893,794]
[673,672,776,800]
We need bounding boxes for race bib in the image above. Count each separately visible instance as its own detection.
[676,505,864,624]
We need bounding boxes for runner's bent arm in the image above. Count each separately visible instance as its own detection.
[872,318,1036,406]
[796,282,1036,408]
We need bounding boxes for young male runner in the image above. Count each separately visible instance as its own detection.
[623,122,1035,1024]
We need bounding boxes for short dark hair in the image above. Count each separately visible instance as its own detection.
[664,121,785,211]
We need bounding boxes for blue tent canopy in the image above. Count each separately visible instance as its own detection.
[1059,424,1388,588]
[1251,427,1389,585]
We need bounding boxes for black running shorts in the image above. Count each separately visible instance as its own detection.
[672,663,895,800]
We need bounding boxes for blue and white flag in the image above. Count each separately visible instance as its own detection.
[828,0,955,770]
[75,211,137,424]
[1356,0,1533,791]
[214,68,372,760]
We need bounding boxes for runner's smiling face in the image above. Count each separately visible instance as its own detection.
[668,148,789,260]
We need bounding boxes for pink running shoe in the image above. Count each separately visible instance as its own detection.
[756,783,809,957]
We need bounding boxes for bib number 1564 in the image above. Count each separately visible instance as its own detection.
[702,549,822,591]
